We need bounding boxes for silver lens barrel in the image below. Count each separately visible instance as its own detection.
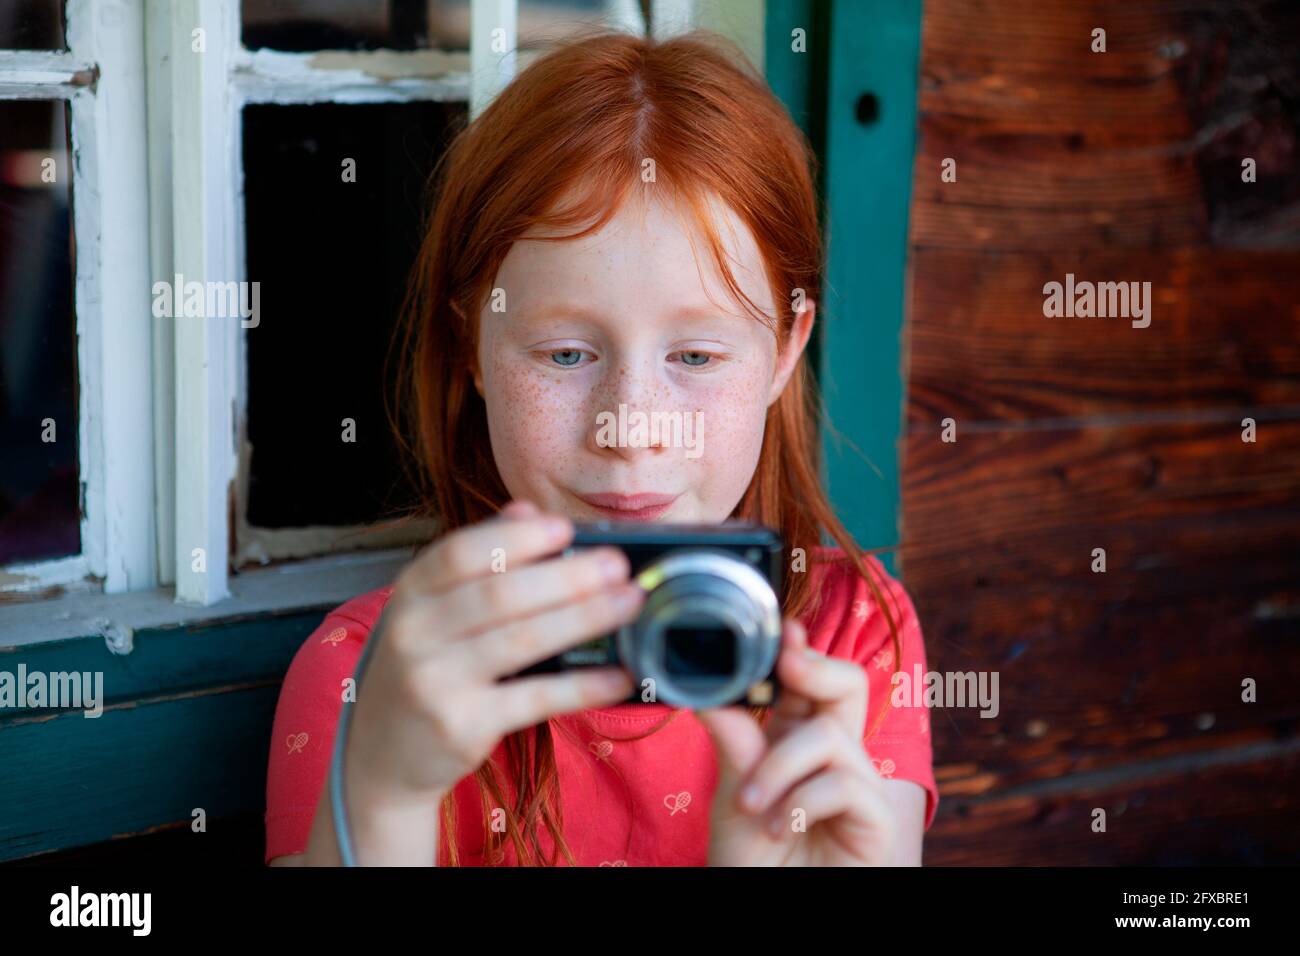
[616,548,781,708]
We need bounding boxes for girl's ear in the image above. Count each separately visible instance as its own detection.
[767,298,816,406]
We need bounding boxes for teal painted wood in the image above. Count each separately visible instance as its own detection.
[816,0,923,574]
[765,0,829,385]
[763,0,824,143]
[0,613,320,719]
[0,687,281,860]
[0,613,323,860]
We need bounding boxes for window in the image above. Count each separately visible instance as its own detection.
[0,0,155,600]
[0,0,65,51]
[2,0,726,614]
[0,98,75,568]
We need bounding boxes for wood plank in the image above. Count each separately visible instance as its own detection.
[0,612,323,860]
[919,2,1196,134]
[909,137,1208,250]
[3,812,264,866]
[0,613,317,717]
[926,747,1300,865]
[0,686,281,860]
[912,0,1300,249]
[903,420,1300,562]
[905,249,1300,421]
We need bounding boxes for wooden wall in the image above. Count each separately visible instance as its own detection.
[902,0,1300,864]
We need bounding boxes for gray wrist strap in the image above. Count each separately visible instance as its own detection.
[329,603,392,867]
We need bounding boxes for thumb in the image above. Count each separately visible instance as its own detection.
[697,707,767,802]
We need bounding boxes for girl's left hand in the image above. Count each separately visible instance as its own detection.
[697,618,897,866]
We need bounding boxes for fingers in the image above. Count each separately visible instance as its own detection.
[735,713,877,816]
[456,582,646,679]
[397,502,573,597]
[765,621,816,731]
[486,667,637,737]
[434,545,631,639]
[777,629,869,706]
[696,707,771,826]
[762,768,893,843]
[773,619,869,739]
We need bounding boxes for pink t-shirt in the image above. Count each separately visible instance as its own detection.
[264,547,938,865]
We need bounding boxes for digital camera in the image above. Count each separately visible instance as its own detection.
[517,521,785,709]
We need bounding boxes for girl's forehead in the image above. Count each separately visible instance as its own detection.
[503,190,775,318]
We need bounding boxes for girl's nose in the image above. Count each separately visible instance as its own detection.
[585,363,671,460]
[586,410,671,460]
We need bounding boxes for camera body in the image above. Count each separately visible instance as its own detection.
[516,521,785,709]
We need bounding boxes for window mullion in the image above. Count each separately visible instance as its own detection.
[170,0,240,605]
[65,0,158,594]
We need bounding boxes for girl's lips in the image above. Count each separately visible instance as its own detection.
[574,492,679,522]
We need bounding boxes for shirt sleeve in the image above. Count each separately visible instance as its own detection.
[842,557,940,832]
[264,611,368,864]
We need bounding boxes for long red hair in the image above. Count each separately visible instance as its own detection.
[388,27,902,866]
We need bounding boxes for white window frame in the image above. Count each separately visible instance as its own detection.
[0,1,157,599]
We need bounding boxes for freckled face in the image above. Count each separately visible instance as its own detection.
[473,191,811,523]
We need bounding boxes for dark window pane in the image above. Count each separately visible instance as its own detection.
[242,101,465,528]
[241,0,629,51]
[0,99,78,565]
[0,0,66,50]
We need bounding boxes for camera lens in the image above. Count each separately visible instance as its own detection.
[616,549,781,708]
[663,624,736,678]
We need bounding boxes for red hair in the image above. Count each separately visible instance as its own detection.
[388,28,902,866]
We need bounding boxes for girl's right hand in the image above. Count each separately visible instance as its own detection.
[342,499,644,809]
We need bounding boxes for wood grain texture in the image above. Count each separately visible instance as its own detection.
[925,747,1300,865]
[907,249,1300,421]
[912,0,1299,250]
[904,0,1300,863]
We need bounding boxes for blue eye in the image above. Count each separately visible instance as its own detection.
[550,349,585,367]
[678,351,711,367]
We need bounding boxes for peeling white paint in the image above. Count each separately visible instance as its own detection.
[0,51,96,97]
[68,0,158,595]
[232,48,476,104]
[0,556,96,595]
[89,617,134,655]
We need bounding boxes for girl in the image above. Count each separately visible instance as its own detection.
[265,28,937,867]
